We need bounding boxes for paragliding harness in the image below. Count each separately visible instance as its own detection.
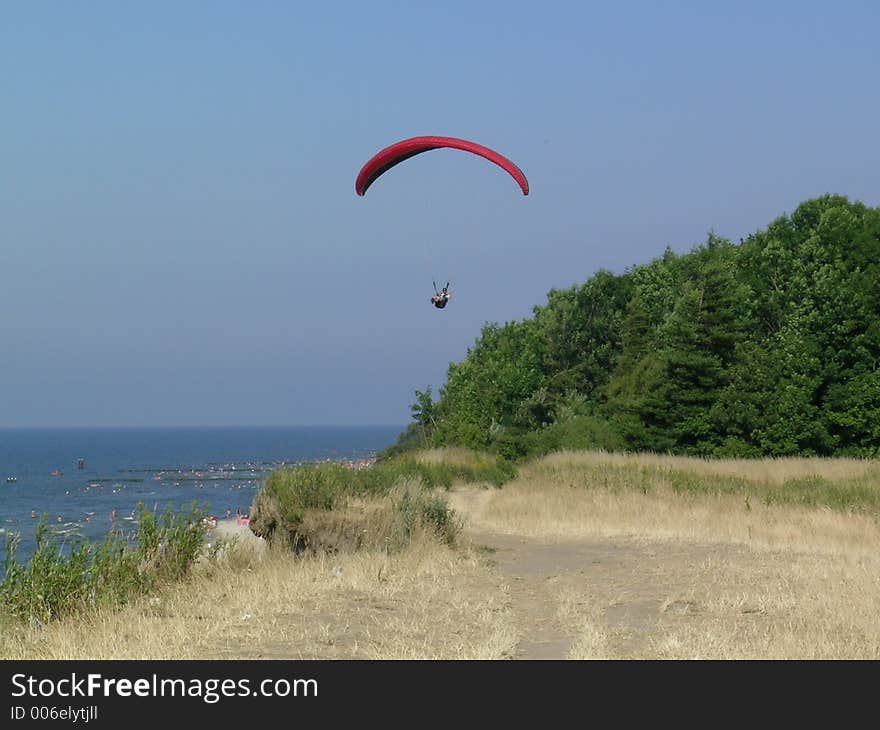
[431,281,451,309]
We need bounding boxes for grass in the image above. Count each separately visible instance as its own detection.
[259,452,514,521]
[0,450,508,660]
[0,452,484,636]
[249,452,512,551]
[532,450,880,517]
[0,452,494,635]
[6,448,880,659]
[1,502,207,626]
[0,529,517,660]
[446,449,880,659]
[454,451,880,557]
[539,449,879,485]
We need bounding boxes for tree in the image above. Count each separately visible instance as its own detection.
[410,386,437,432]
[412,195,880,459]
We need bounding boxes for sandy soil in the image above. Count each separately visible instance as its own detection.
[206,518,267,553]
[460,529,747,659]
[445,487,712,659]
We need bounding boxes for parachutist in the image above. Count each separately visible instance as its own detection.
[431,282,451,309]
[355,136,526,315]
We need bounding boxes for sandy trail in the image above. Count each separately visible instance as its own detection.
[449,486,750,660]
[466,530,752,659]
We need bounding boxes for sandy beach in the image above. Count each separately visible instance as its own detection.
[206,518,266,553]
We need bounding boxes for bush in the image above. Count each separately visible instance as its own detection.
[490,415,626,461]
[0,502,207,625]
[262,464,349,524]
[386,481,463,552]
[249,453,506,548]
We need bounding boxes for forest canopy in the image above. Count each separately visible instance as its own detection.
[388,195,880,460]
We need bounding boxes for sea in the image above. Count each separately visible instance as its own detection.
[0,425,402,565]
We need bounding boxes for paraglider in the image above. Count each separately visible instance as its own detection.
[355,135,528,309]
[431,281,451,309]
[355,135,529,197]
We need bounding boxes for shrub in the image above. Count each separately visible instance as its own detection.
[0,502,207,625]
[386,481,463,552]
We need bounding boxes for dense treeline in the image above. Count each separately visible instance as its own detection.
[387,195,880,460]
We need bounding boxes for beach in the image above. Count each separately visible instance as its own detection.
[206,518,267,554]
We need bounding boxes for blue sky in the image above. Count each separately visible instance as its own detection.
[2,1,878,427]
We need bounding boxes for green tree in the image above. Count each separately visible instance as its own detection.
[410,386,436,431]
[417,195,880,459]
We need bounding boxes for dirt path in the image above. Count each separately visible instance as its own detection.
[466,529,745,659]
[450,487,747,660]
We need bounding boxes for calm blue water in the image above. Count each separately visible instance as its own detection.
[0,426,402,564]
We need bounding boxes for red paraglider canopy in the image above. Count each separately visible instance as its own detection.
[355,135,529,196]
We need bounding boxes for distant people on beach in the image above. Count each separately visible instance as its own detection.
[110,509,117,522]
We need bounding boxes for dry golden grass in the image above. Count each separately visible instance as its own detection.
[447,451,880,659]
[554,583,611,660]
[0,530,517,660]
[286,450,880,660]
[459,453,880,559]
[466,477,880,558]
[539,449,879,484]
[647,550,880,659]
[549,543,880,659]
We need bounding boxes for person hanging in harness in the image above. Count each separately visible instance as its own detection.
[431,281,451,309]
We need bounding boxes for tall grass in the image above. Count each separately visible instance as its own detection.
[374,452,517,489]
[264,456,513,505]
[0,529,517,661]
[0,502,207,625]
[532,450,880,517]
[385,480,463,551]
[251,453,495,552]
